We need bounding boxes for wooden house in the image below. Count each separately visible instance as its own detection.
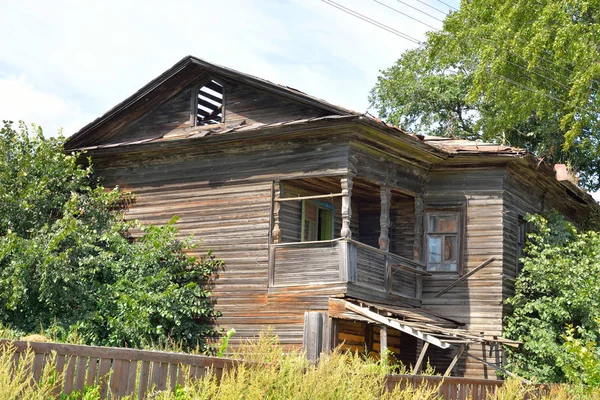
[65,56,597,379]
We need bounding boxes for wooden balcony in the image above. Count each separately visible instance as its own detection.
[268,238,430,301]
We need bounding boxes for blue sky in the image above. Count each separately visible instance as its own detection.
[0,0,457,135]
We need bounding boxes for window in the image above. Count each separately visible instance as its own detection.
[516,216,529,275]
[301,200,334,241]
[194,79,223,126]
[425,211,460,272]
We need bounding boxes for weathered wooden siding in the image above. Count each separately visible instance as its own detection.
[90,135,352,348]
[106,76,328,145]
[355,246,386,289]
[223,79,327,125]
[272,243,341,286]
[421,167,506,379]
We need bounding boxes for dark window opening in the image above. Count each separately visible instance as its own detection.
[196,80,223,126]
[516,216,530,275]
[302,200,334,242]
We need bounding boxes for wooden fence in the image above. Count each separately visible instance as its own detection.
[387,374,503,399]
[0,339,239,399]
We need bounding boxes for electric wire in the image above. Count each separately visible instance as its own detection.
[392,0,446,23]
[373,0,440,30]
[322,0,420,44]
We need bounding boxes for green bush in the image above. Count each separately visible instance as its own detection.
[504,212,600,383]
[0,121,221,351]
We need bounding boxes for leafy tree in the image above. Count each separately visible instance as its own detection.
[0,121,222,351]
[504,213,600,382]
[370,0,600,190]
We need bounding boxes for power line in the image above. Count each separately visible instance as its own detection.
[373,0,438,31]
[321,0,420,44]
[433,0,458,11]
[413,0,448,16]
[392,0,445,23]
[493,73,596,116]
[373,0,440,30]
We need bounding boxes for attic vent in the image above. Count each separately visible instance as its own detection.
[196,80,223,125]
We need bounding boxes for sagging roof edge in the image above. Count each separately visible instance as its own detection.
[65,55,355,149]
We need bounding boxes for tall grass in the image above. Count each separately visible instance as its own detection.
[0,343,59,399]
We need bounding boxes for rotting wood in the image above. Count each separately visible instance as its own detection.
[342,301,450,349]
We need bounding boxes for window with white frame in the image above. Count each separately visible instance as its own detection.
[425,211,461,272]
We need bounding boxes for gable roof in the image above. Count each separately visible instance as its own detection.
[65,55,356,150]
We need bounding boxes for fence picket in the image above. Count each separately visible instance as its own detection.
[137,361,151,399]
[97,357,112,398]
[74,356,88,392]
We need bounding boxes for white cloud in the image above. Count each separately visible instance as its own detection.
[0,75,93,136]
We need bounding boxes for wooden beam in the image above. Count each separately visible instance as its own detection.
[380,325,388,357]
[343,301,450,349]
[432,257,495,298]
[444,344,466,376]
[412,342,429,374]
[275,193,344,202]
[204,80,222,93]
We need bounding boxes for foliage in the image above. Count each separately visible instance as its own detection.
[370,0,600,189]
[216,328,236,357]
[562,324,600,389]
[0,121,222,351]
[504,213,600,382]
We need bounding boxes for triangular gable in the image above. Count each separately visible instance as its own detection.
[65,56,354,150]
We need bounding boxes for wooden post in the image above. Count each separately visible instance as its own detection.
[380,325,388,359]
[413,196,424,263]
[412,341,429,374]
[340,174,354,239]
[303,312,330,362]
[378,187,392,251]
[380,187,392,292]
[272,181,282,244]
[444,345,466,376]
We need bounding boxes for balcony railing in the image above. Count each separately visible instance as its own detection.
[269,238,429,300]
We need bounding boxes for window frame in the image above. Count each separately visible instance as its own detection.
[423,207,464,274]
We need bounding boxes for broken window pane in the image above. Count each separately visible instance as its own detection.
[444,235,457,262]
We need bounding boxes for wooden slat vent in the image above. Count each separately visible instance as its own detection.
[196,80,223,125]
